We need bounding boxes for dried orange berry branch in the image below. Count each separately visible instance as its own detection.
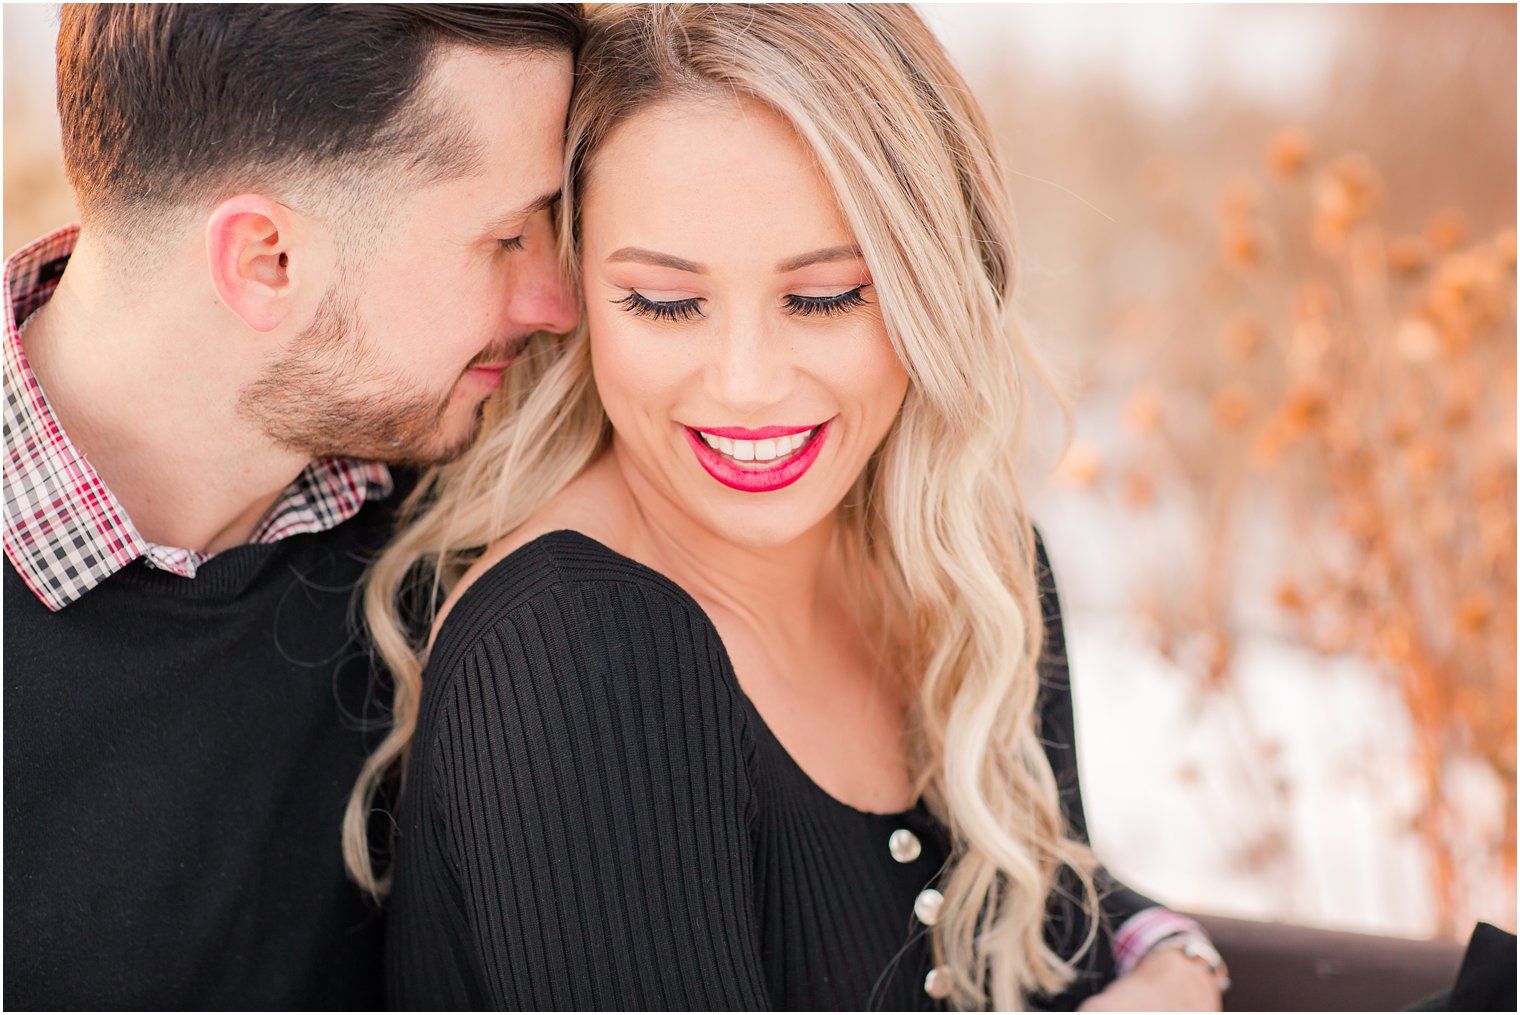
[1074,127,1515,937]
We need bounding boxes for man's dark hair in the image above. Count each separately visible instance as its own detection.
[56,3,584,234]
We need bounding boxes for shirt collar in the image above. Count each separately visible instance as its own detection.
[3,226,393,611]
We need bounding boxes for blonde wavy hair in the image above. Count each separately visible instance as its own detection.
[345,4,1099,1009]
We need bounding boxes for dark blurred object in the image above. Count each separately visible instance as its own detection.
[1191,913,1467,1011]
[1447,922,1517,1012]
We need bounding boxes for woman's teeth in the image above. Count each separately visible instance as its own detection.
[697,429,814,463]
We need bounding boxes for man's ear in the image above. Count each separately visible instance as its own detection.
[206,195,308,333]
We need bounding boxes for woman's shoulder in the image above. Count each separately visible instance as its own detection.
[418,453,751,722]
[422,454,742,732]
[413,527,759,836]
[414,525,757,812]
[427,526,718,688]
[427,456,638,636]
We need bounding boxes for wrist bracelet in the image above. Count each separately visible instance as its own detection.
[1151,932,1232,994]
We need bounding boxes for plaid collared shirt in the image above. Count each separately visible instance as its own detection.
[3,225,394,612]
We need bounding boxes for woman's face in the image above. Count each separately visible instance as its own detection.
[580,96,910,548]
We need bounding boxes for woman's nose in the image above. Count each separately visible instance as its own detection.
[707,315,795,416]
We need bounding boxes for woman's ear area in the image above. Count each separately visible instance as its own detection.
[206,194,326,333]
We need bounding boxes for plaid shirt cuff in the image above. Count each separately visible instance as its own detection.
[1112,906,1209,978]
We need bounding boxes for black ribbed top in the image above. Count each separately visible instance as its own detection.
[388,531,1154,1011]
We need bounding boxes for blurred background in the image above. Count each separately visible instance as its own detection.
[6,4,1515,943]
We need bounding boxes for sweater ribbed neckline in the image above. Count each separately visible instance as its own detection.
[469,528,932,825]
[109,539,291,599]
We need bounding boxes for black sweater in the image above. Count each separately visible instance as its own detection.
[3,498,395,1010]
[388,530,1156,1011]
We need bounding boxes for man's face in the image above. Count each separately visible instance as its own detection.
[244,47,578,466]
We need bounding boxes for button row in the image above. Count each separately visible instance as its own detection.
[888,829,949,1001]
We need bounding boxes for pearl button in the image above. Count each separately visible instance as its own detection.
[888,828,921,863]
[924,966,951,999]
[914,887,944,926]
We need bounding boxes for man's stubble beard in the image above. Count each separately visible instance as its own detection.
[238,283,482,467]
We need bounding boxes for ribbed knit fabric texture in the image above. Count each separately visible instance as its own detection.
[389,530,1153,1011]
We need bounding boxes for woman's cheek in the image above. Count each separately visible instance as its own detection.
[589,313,681,426]
[835,320,910,425]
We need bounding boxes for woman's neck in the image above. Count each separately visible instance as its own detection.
[592,443,912,813]
[601,442,843,648]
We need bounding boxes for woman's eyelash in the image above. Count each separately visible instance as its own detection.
[498,236,525,253]
[615,291,705,321]
[614,284,872,322]
[784,284,871,317]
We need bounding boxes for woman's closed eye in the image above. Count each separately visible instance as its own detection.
[615,291,705,321]
[613,283,873,322]
[783,284,871,318]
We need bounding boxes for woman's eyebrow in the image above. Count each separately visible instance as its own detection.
[606,247,707,273]
[776,244,862,272]
[605,245,864,274]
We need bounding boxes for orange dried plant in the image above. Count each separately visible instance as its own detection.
[1094,130,1516,937]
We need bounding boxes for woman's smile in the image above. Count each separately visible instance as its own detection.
[683,419,833,492]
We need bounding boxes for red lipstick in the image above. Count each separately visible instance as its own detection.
[684,420,831,493]
[694,423,816,440]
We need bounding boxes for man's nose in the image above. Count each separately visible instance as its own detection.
[507,233,580,336]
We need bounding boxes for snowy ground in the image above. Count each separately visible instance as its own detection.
[1036,497,1513,941]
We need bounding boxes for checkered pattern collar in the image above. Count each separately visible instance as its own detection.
[3,225,393,611]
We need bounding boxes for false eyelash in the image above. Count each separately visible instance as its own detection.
[784,284,871,317]
[615,291,705,322]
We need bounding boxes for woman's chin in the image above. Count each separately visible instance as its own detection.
[685,496,839,552]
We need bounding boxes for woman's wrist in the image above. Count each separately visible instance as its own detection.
[1148,931,1232,994]
[1076,944,1224,1011]
[1127,945,1225,1011]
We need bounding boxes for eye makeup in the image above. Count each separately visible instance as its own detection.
[615,291,704,321]
[613,283,872,322]
[783,284,870,317]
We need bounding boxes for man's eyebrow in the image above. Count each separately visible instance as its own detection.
[484,190,560,232]
[606,247,708,273]
[776,244,863,273]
